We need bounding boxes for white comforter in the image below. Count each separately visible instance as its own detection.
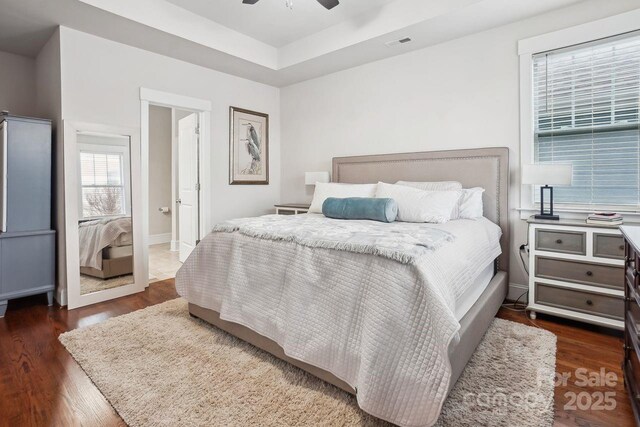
[175,215,502,427]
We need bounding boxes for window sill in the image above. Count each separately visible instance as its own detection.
[517,207,640,222]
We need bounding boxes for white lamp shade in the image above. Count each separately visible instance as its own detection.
[521,164,572,186]
[305,171,330,186]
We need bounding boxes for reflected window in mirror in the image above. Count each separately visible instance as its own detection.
[77,134,131,220]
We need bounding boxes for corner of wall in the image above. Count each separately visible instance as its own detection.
[35,26,66,306]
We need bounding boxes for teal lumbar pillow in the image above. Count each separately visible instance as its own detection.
[322,197,398,223]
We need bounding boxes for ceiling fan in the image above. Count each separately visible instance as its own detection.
[242,0,340,10]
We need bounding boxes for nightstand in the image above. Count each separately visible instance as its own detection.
[527,216,627,330]
[274,203,310,215]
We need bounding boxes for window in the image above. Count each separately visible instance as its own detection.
[532,31,640,208]
[80,151,126,218]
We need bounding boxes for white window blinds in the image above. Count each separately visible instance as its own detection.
[533,31,640,207]
[80,151,126,218]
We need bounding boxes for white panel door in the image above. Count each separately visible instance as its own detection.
[178,113,199,262]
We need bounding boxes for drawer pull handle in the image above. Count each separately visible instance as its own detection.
[586,299,593,306]
[556,239,563,244]
[620,245,625,251]
[586,271,593,276]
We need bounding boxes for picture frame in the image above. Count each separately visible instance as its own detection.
[229,106,269,185]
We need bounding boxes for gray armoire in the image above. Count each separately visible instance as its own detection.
[0,113,55,317]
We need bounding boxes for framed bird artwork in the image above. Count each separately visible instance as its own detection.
[229,106,269,185]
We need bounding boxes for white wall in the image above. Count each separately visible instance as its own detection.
[59,27,281,226]
[35,29,64,304]
[0,50,36,116]
[280,0,640,295]
[54,27,281,303]
[148,105,172,238]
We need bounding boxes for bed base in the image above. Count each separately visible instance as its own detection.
[189,270,508,395]
[80,255,133,279]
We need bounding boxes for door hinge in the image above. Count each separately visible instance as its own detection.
[195,183,201,191]
[195,126,200,135]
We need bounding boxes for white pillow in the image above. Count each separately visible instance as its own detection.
[452,187,484,219]
[309,182,377,213]
[375,182,460,223]
[396,180,462,191]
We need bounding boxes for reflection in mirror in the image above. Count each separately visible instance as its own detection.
[76,132,134,295]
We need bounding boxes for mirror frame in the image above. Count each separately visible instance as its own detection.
[64,121,147,309]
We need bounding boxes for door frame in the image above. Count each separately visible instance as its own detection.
[64,121,146,309]
[140,88,212,284]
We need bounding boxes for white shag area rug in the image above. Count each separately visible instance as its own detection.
[59,298,557,427]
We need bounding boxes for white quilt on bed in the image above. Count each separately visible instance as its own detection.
[78,216,132,269]
[175,215,502,427]
[212,214,456,264]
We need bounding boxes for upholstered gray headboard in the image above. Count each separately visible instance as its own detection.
[332,147,510,272]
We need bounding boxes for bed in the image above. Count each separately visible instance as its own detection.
[176,147,509,426]
[78,216,134,279]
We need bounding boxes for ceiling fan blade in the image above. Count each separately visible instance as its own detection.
[242,0,260,4]
[316,0,339,10]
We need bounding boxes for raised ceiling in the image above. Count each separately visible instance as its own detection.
[0,0,605,86]
[164,0,396,47]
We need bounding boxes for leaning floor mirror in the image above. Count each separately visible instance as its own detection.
[64,122,146,309]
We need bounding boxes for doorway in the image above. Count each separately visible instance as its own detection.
[147,106,193,281]
[140,88,211,284]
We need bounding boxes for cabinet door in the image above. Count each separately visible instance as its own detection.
[6,119,51,232]
[1,233,55,297]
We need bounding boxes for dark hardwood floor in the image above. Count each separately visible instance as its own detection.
[498,307,632,427]
[0,281,633,426]
[0,280,178,427]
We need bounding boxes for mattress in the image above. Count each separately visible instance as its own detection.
[455,261,494,321]
[111,232,133,247]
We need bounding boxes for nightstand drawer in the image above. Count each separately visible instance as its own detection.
[593,233,625,259]
[536,256,623,289]
[625,343,640,398]
[628,300,640,342]
[535,229,586,255]
[535,283,623,320]
[627,265,638,293]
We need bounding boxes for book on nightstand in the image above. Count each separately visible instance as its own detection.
[586,212,623,226]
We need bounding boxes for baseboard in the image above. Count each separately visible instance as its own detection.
[170,239,179,252]
[149,233,172,246]
[507,282,528,303]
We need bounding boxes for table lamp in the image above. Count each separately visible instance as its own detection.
[522,164,573,220]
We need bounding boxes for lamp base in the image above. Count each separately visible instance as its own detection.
[535,214,559,221]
